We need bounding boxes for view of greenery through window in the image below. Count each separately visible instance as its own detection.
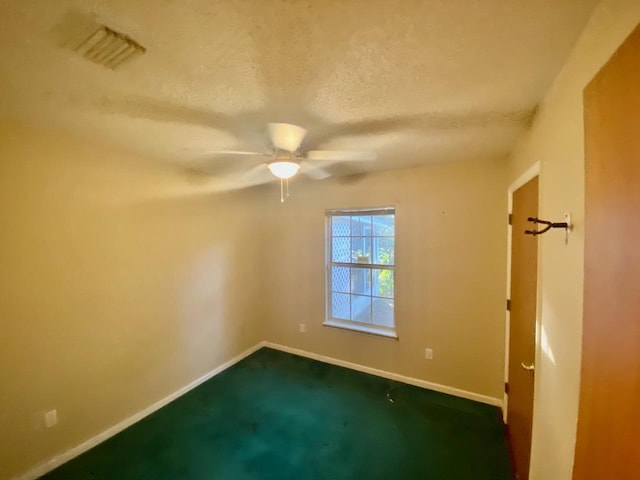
[327,210,395,330]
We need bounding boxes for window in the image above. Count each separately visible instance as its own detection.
[325,207,396,338]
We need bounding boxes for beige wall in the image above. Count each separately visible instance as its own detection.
[264,158,508,400]
[0,123,267,479]
[6,3,637,474]
[505,2,640,479]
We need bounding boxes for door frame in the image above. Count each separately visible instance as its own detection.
[504,161,541,423]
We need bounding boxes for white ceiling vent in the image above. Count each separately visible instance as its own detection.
[75,26,145,70]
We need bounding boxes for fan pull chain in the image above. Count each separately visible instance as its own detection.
[280,178,284,203]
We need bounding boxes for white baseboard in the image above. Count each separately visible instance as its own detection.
[12,341,266,480]
[14,340,501,480]
[264,342,503,408]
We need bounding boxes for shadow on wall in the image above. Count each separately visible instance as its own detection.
[0,122,268,479]
[177,212,266,376]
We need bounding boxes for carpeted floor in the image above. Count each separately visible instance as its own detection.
[42,348,513,480]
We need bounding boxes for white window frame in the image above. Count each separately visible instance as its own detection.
[324,207,397,339]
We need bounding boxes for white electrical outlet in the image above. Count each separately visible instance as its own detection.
[44,409,58,428]
[299,323,306,333]
[425,348,433,360]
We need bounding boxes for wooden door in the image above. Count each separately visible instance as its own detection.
[507,176,539,480]
[573,24,640,480]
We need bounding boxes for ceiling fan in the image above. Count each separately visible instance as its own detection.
[196,122,376,201]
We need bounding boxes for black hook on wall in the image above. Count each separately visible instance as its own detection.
[525,217,568,236]
[525,214,573,243]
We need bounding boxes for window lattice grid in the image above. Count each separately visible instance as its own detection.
[327,209,395,329]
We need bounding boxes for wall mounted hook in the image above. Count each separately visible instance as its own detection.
[525,213,573,244]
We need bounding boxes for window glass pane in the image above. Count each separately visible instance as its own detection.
[328,210,395,331]
[351,215,372,236]
[373,238,395,265]
[331,216,351,236]
[351,237,372,263]
[372,297,394,327]
[351,294,371,323]
[350,267,371,295]
[331,293,351,320]
[331,267,350,293]
[373,269,394,298]
[332,237,350,262]
[373,214,395,237]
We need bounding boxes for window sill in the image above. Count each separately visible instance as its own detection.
[323,319,398,339]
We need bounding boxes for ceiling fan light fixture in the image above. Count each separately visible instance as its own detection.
[268,161,300,179]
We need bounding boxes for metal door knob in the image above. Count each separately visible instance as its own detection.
[521,362,535,371]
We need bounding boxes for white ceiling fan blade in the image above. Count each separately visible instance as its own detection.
[299,161,332,180]
[306,150,376,162]
[268,123,308,152]
[241,163,273,185]
[191,150,268,157]
[304,167,332,180]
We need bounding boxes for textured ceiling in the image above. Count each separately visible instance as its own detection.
[0,0,598,189]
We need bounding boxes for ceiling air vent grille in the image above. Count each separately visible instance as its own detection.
[75,26,145,69]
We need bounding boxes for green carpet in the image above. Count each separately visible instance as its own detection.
[42,348,513,480]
